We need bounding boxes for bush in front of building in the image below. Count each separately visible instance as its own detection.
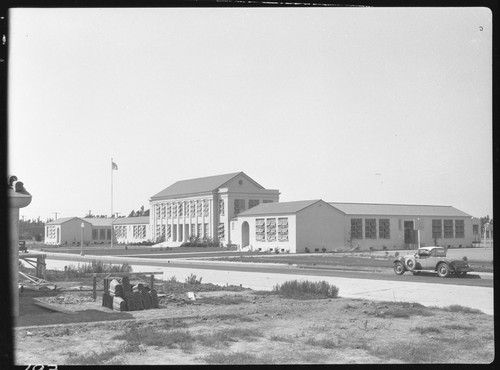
[181,236,220,248]
[273,280,339,299]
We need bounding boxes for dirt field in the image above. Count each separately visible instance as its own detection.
[14,284,494,365]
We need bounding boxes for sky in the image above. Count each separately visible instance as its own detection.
[8,7,492,221]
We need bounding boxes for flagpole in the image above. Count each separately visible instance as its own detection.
[111,157,114,249]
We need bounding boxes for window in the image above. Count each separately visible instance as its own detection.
[190,202,196,217]
[278,217,289,242]
[173,203,178,218]
[203,200,209,217]
[234,199,245,215]
[106,229,111,240]
[155,204,161,218]
[256,218,265,241]
[156,224,165,239]
[432,220,442,239]
[191,224,196,237]
[178,202,183,217]
[444,220,453,238]
[133,225,146,239]
[266,218,276,241]
[167,203,172,218]
[100,229,105,239]
[379,219,390,239]
[365,219,376,239]
[92,229,98,239]
[218,223,225,240]
[219,199,225,216]
[47,226,56,239]
[351,219,363,239]
[197,224,202,237]
[249,200,260,209]
[455,220,464,238]
[116,226,127,239]
[197,200,202,216]
[473,225,479,235]
[167,225,172,239]
[161,203,166,218]
[203,223,209,237]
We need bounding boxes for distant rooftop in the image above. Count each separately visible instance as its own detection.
[151,171,264,199]
[113,216,150,225]
[238,199,324,216]
[329,202,471,217]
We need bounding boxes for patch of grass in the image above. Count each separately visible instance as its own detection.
[442,323,477,331]
[414,326,442,334]
[441,305,484,314]
[305,336,338,349]
[113,326,195,351]
[273,280,339,299]
[369,341,438,363]
[66,349,122,365]
[224,327,264,341]
[196,331,235,347]
[269,334,294,343]
[202,351,274,364]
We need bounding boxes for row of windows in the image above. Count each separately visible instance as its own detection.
[351,218,467,240]
[351,219,390,239]
[154,200,211,219]
[92,229,112,240]
[432,220,465,239]
[154,198,275,219]
[155,223,211,240]
[256,217,289,242]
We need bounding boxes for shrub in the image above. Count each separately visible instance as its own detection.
[441,305,483,314]
[273,280,339,299]
[305,247,310,253]
[185,273,203,285]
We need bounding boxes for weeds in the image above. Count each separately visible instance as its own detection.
[269,334,294,343]
[441,305,484,314]
[66,348,122,365]
[414,326,442,334]
[442,323,477,331]
[185,273,203,285]
[305,336,338,349]
[202,351,274,364]
[273,280,339,299]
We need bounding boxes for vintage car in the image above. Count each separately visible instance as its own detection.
[393,246,472,277]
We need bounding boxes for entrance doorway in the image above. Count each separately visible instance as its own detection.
[241,222,249,248]
[404,221,416,245]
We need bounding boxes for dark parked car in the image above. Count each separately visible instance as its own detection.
[394,246,472,277]
[19,240,28,253]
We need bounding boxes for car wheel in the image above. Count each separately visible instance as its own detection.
[394,262,405,275]
[437,263,450,278]
[405,257,416,271]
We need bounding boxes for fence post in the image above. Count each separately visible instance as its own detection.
[93,275,97,301]
[150,274,154,290]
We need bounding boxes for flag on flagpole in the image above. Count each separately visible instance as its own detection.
[112,160,118,170]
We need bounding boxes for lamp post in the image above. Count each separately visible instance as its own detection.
[80,222,85,256]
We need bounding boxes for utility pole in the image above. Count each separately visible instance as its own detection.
[53,212,58,220]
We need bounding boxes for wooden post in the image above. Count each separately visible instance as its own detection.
[93,275,97,301]
[150,274,154,290]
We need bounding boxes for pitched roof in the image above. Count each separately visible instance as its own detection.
[151,172,262,199]
[329,203,471,217]
[83,218,114,227]
[237,199,324,216]
[112,216,150,225]
[46,217,82,225]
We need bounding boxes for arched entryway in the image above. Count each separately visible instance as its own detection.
[241,221,250,248]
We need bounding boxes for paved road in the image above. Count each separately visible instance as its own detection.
[40,252,494,315]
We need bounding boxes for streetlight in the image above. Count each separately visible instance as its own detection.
[80,222,85,256]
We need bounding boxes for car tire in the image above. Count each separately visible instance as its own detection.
[405,257,416,271]
[437,263,450,278]
[394,262,405,275]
